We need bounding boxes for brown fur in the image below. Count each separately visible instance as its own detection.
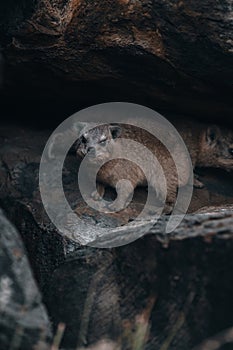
[76,121,233,213]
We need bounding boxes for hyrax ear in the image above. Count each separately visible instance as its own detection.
[73,122,89,133]
[206,125,220,145]
[110,125,121,139]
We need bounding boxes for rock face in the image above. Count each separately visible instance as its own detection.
[0,1,233,349]
[45,222,233,349]
[0,125,233,349]
[0,208,52,350]
[1,0,233,120]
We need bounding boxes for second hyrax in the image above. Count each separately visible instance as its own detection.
[75,121,233,213]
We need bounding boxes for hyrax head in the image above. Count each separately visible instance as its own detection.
[202,125,233,170]
[76,124,121,162]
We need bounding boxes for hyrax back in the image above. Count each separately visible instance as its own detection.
[173,120,233,171]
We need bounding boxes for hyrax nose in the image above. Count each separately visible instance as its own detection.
[87,146,95,155]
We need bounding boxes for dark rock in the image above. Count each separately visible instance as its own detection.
[44,213,233,349]
[0,207,52,350]
[0,126,233,349]
[0,1,233,123]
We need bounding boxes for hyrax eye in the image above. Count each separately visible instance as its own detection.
[99,139,107,146]
[228,148,233,156]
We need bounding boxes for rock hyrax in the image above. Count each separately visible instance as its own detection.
[75,122,233,213]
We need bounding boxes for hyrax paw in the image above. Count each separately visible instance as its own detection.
[193,178,205,189]
[107,201,126,212]
[91,190,103,201]
[163,203,173,215]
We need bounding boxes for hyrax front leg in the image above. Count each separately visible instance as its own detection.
[107,179,135,212]
[163,180,178,215]
[91,182,105,201]
[163,190,176,214]
[193,173,205,189]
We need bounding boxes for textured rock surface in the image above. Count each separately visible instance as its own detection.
[0,126,65,290]
[0,208,52,350]
[1,0,233,121]
[0,124,233,349]
[46,213,233,349]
